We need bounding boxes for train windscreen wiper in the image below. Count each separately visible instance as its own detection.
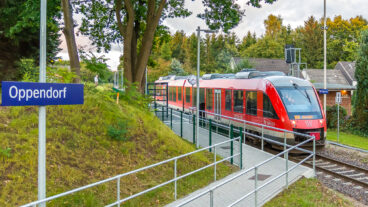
[293,83,311,104]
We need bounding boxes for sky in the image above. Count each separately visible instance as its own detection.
[58,0,368,70]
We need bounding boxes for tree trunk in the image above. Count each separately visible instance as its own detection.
[61,0,81,83]
[116,0,167,92]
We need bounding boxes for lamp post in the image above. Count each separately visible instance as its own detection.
[196,26,217,148]
[323,0,327,117]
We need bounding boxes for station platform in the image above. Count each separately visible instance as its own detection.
[160,112,314,207]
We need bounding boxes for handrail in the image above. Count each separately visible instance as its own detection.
[21,136,241,207]
[155,104,316,207]
[166,106,313,154]
[176,137,315,207]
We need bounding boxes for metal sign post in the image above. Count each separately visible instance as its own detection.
[39,0,47,205]
[335,92,342,143]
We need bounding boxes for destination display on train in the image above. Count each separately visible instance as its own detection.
[1,81,84,106]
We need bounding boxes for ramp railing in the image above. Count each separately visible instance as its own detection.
[21,134,242,207]
[153,105,316,206]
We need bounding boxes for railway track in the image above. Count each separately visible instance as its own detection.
[294,154,368,189]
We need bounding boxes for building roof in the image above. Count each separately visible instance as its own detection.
[231,57,290,74]
[248,58,290,74]
[334,61,356,85]
[303,69,356,90]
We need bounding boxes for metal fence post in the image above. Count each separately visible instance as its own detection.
[170,108,173,129]
[214,147,217,181]
[210,190,214,207]
[117,177,120,207]
[313,136,316,177]
[180,111,183,137]
[230,124,234,165]
[261,126,264,151]
[193,115,196,144]
[174,159,177,200]
[239,127,243,169]
[255,167,258,207]
[162,106,164,121]
[286,151,289,188]
[284,132,286,158]
[209,119,212,152]
[154,102,157,116]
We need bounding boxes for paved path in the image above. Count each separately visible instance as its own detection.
[158,111,314,207]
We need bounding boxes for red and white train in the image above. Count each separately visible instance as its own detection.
[155,71,326,147]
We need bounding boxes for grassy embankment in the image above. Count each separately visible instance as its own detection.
[327,129,368,150]
[0,84,236,206]
[265,178,352,207]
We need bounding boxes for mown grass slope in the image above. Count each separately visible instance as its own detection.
[0,84,235,206]
[265,178,352,207]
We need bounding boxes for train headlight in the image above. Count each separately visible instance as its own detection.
[319,119,323,126]
[292,120,296,127]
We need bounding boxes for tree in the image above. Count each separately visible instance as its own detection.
[76,0,277,91]
[238,31,257,52]
[61,0,81,82]
[80,52,112,82]
[264,14,283,38]
[170,58,186,75]
[0,0,61,81]
[160,42,172,61]
[170,31,186,63]
[242,36,283,59]
[353,29,368,132]
[299,16,323,68]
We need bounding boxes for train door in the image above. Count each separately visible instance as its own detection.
[214,89,221,120]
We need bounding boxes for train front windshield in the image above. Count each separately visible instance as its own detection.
[277,87,322,120]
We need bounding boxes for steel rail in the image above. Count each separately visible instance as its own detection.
[292,155,368,189]
[316,154,368,174]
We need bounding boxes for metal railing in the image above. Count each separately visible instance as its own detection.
[156,105,315,154]
[153,104,316,207]
[21,135,242,207]
[176,137,314,207]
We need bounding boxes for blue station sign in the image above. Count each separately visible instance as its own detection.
[319,89,329,94]
[1,81,84,106]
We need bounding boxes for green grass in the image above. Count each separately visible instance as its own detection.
[265,178,352,207]
[327,129,368,150]
[0,84,236,206]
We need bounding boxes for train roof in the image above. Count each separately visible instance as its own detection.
[156,72,313,90]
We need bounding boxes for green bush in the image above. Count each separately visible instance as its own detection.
[326,105,347,128]
[0,148,11,162]
[17,59,38,82]
[107,120,129,141]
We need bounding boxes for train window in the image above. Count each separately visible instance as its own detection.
[246,91,257,115]
[178,87,182,101]
[206,89,213,110]
[186,87,190,103]
[225,90,232,111]
[263,93,278,119]
[233,90,244,113]
[173,87,177,102]
[200,88,205,104]
[169,87,172,101]
[192,88,196,106]
[192,88,205,107]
